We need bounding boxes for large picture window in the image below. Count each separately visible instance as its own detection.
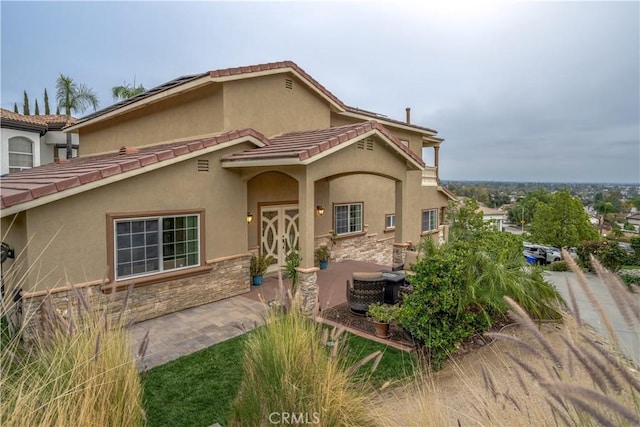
[8,137,34,172]
[421,209,438,233]
[334,203,363,235]
[114,214,200,280]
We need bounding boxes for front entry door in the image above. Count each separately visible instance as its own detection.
[261,205,299,268]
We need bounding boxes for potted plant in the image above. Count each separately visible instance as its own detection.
[250,253,274,286]
[314,245,330,270]
[283,249,302,293]
[367,302,399,338]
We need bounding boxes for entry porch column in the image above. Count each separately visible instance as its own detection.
[296,170,319,314]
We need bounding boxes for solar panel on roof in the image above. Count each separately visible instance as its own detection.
[76,72,209,123]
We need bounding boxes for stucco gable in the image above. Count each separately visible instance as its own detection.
[66,61,440,139]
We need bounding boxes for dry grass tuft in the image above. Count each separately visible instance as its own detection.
[1,282,145,426]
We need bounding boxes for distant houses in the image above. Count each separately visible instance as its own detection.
[0,108,79,175]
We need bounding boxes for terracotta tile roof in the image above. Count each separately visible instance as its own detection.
[41,115,77,126]
[0,128,268,211]
[1,108,47,127]
[223,121,425,167]
[0,109,77,129]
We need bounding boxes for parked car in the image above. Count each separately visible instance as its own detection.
[562,247,579,260]
[523,243,562,265]
[618,242,635,255]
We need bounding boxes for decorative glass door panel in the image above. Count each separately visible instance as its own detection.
[261,205,299,267]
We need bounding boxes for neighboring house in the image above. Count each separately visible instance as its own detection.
[0,61,453,339]
[479,205,506,230]
[0,108,79,175]
[627,212,640,232]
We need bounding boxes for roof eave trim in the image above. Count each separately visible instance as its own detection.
[0,135,260,217]
[65,75,214,132]
[339,111,438,136]
[221,158,301,168]
[1,120,48,135]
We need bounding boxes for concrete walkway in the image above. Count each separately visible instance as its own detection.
[129,260,389,370]
[545,270,640,366]
[129,296,266,370]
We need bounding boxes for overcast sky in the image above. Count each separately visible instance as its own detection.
[2,1,638,183]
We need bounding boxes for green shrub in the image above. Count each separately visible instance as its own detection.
[549,260,569,271]
[578,240,633,272]
[397,241,484,370]
[618,272,640,291]
[398,230,563,370]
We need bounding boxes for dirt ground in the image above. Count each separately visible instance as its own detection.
[373,316,640,426]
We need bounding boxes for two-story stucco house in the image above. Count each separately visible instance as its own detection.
[0,109,80,175]
[0,61,453,338]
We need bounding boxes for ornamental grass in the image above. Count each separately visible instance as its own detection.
[0,283,146,426]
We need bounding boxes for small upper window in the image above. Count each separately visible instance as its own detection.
[400,140,409,148]
[385,214,395,230]
[421,209,438,233]
[8,137,34,172]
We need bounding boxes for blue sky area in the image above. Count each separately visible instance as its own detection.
[1,1,638,183]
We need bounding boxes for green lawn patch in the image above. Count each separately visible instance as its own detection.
[340,332,419,388]
[142,329,417,426]
[142,333,247,427]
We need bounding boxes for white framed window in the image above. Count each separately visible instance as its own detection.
[385,214,396,230]
[334,203,363,235]
[114,214,200,280]
[8,137,33,172]
[421,209,438,233]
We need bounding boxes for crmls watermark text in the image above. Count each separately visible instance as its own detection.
[268,412,321,425]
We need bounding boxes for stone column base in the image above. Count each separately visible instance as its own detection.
[393,242,411,265]
[295,267,319,315]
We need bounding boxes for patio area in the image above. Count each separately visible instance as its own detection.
[130,259,411,370]
[242,259,391,310]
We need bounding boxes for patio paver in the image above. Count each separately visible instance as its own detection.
[129,260,391,370]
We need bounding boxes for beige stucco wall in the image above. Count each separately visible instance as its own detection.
[0,213,28,293]
[223,74,330,137]
[15,143,252,292]
[328,174,395,237]
[77,84,224,155]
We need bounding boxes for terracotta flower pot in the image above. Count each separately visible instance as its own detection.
[373,321,390,338]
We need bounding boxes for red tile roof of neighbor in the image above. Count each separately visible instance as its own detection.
[0,121,423,212]
[0,108,77,128]
[223,121,425,166]
[70,61,437,134]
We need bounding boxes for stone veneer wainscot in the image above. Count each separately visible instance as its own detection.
[19,254,251,343]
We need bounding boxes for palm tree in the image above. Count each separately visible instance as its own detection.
[112,80,146,101]
[56,74,99,159]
